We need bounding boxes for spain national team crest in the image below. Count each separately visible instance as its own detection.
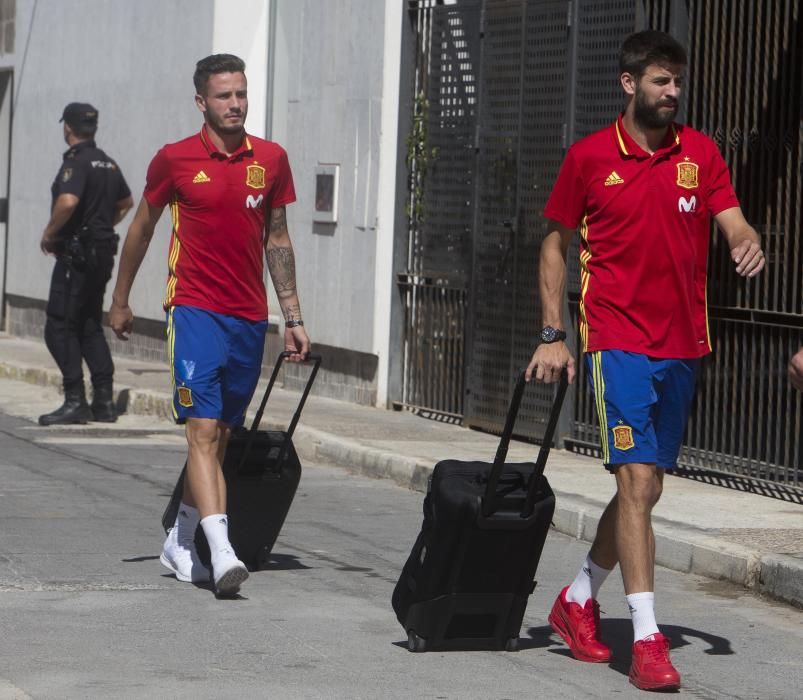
[246,164,266,189]
[676,159,699,190]
[177,386,193,408]
[612,425,635,451]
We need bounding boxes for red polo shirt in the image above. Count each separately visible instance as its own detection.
[143,125,296,321]
[544,115,739,358]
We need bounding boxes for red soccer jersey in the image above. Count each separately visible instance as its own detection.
[544,115,740,358]
[143,125,296,321]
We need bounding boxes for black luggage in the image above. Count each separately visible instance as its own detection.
[391,369,568,652]
[161,351,321,571]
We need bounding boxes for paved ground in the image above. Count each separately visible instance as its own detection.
[1,332,802,609]
[0,378,801,699]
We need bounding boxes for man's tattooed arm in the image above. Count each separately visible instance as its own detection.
[266,206,302,322]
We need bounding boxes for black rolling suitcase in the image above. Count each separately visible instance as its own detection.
[391,369,568,652]
[161,351,321,571]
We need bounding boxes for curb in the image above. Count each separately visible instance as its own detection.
[2,359,801,609]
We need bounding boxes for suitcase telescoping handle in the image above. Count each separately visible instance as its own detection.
[481,368,568,518]
[237,351,322,472]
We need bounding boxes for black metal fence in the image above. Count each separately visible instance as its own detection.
[398,273,467,419]
[402,0,803,493]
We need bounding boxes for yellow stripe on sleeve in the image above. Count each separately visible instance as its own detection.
[163,199,181,308]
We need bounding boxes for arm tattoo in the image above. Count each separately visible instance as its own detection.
[269,207,287,234]
[282,303,302,323]
[266,206,301,320]
[267,246,301,322]
[267,246,297,295]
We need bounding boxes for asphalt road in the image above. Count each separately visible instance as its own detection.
[0,378,800,699]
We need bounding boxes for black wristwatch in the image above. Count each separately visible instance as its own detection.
[539,325,567,344]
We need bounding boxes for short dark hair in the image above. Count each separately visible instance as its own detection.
[619,30,687,78]
[60,102,98,139]
[193,54,246,95]
[71,123,98,139]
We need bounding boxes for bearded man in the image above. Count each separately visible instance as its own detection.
[526,31,764,691]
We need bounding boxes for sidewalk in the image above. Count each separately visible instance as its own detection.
[1,331,801,608]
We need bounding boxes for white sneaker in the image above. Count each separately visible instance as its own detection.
[160,523,211,583]
[212,548,249,595]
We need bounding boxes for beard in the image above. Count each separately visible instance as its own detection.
[633,87,678,129]
[207,114,245,134]
[203,102,247,135]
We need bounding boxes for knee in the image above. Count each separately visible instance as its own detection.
[185,419,223,453]
[616,466,662,511]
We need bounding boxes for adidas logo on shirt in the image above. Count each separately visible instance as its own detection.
[604,171,624,186]
[193,170,211,184]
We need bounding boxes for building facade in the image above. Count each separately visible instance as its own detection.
[1,0,800,490]
[1,0,409,407]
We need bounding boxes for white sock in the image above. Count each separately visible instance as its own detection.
[175,502,200,529]
[626,592,660,641]
[169,502,200,545]
[566,555,613,605]
[200,514,235,557]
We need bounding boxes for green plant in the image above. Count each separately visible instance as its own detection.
[406,91,439,223]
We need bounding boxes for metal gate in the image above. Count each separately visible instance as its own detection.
[398,0,481,420]
[569,0,803,490]
[402,0,803,491]
[462,0,573,440]
[677,0,802,486]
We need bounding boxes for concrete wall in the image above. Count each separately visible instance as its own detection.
[213,0,269,139]
[270,0,385,354]
[5,0,216,322]
[270,0,400,404]
[2,0,407,407]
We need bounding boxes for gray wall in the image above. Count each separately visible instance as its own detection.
[6,0,215,320]
[3,0,400,407]
[271,0,385,355]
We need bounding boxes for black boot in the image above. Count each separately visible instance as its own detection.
[38,387,92,426]
[91,384,118,423]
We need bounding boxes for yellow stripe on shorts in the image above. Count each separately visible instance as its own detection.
[591,351,610,464]
[166,307,178,421]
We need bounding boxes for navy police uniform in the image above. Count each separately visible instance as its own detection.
[42,106,131,425]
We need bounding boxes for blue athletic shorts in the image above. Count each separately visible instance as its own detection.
[585,350,700,470]
[166,306,267,427]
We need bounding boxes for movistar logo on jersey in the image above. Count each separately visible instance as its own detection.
[604,171,624,186]
[678,195,697,213]
[246,194,264,209]
[193,170,211,184]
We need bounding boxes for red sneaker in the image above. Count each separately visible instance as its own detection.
[629,633,681,691]
[548,586,612,663]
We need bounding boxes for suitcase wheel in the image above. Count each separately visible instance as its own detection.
[256,545,272,571]
[407,630,427,653]
[505,637,519,652]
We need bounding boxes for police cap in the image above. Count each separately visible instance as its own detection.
[59,103,99,128]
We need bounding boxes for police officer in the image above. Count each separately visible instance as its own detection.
[39,103,133,426]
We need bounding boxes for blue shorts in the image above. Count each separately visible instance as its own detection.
[166,306,267,427]
[585,350,699,470]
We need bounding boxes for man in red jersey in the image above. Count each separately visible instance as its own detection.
[109,54,310,596]
[526,31,764,691]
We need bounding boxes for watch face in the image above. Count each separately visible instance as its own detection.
[540,326,565,343]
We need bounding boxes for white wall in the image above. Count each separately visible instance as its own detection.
[213,0,269,139]
[372,0,404,405]
[270,0,388,355]
[5,0,407,405]
[6,0,215,320]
